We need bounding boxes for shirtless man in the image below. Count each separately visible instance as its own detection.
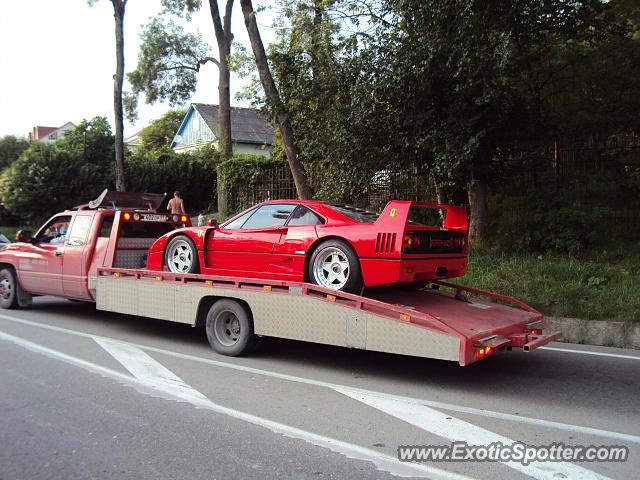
[167,191,186,214]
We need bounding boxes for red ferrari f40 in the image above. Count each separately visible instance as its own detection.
[146,200,469,293]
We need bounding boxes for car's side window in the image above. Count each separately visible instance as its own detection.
[66,215,93,246]
[224,208,257,230]
[241,204,297,229]
[36,215,73,244]
[287,206,324,226]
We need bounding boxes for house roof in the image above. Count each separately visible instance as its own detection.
[34,126,57,139]
[192,103,274,145]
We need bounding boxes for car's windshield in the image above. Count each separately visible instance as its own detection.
[327,205,380,223]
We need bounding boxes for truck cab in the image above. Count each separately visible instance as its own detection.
[0,190,190,307]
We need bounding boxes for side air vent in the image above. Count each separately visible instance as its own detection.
[375,232,396,253]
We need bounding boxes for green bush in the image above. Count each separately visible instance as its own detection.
[488,172,640,254]
[0,121,113,224]
[217,155,286,215]
[125,145,218,214]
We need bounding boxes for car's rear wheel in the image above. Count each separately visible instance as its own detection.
[205,299,262,356]
[0,268,19,309]
[309,239,363,294]
[165,235,199,274]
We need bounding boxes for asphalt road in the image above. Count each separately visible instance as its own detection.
[1,297,638,480]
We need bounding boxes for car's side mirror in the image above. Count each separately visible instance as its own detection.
[208,218,219,229]
[16,230,32,243]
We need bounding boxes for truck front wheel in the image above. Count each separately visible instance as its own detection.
[205,299,261,356]
[0,268,19,309]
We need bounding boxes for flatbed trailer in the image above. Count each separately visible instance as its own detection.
[95,267,560,366]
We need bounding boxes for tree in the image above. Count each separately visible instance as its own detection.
[240,0,313,200]
[88,0,127,192]
[138,109,187,151]
[0,118,115,222]
[128,0,236,215]
[0,136,30,170]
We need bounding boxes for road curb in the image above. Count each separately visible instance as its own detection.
[546,317,640,350]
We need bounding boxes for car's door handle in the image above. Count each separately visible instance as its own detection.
[55,250,63,256]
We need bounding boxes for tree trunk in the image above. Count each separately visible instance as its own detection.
[467,181,489,246]
[113,0,126,192]
[240,0,313,200]
[209,0,234,217]
[432,175,448,223]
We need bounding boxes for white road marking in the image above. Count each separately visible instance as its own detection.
[0,330,477,480]
[540,346,640,361]
[336,387,612,480]
[94,338,209,403]
[1,313,639,445]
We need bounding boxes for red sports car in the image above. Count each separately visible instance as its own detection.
[146,200,469,293]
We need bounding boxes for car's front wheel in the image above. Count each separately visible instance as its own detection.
[309,239,363,294]
[0,268,19,309]
[165,235,199,274]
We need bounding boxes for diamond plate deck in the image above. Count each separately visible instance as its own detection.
[96,276,460,361]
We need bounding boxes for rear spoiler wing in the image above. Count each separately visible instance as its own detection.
[376,200,468,231]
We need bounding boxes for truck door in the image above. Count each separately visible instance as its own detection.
[62,214,94,298]
[18,214,71,296]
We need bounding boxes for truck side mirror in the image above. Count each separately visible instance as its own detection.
[207,218,219,229]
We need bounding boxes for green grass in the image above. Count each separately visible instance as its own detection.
[457,247,640,323]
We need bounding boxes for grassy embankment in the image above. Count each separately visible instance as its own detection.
[458,246,639,323]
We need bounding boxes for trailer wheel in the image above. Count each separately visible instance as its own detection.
[0,268,19,309]
[205,299,260,356]
[165,235,199,274]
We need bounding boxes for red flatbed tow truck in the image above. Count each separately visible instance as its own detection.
[0,191,560,366]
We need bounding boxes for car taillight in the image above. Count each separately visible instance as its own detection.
[403,232,421,250]
[453,236,465,249]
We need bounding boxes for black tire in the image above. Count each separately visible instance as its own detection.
[165,235,199,274]
[0,268,20,309]
[308,239,363,294]
[205,299,261,356]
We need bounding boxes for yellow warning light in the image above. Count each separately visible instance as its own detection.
[400,313,411,322]
[206,280,213,286]
[326,294,336,302]
[114,272,121,278]
[155,276,162,281]
[263,285,272,292]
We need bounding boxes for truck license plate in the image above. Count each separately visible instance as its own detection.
[140,214,167,222]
